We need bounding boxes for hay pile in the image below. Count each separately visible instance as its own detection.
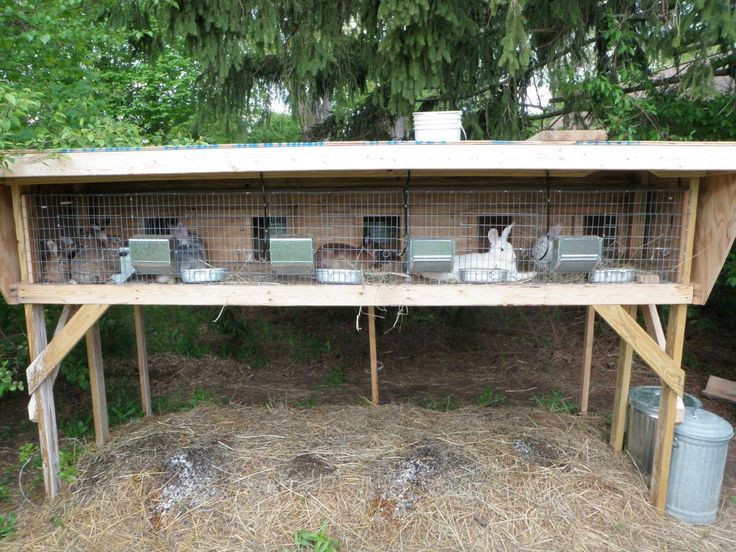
[7,404,736,551]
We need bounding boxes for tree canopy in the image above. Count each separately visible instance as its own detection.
[107,0,736,140]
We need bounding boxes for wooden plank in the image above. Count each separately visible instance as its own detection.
[677,178,700,283]
[641,304,666,350]
[640,304,685,422]
[26,305,60,497]
[593,304,684,396]
[134,305,152,416]
[527,130,608,142]
[702,375,736,403]
[368,306,379,406]
[27,305,75,421]
[650,384,678,510]
[579,306,595,415]
[25,304,110,395]
[650,303,689,510]
[86,322,109,446]
[609,305,637,451]
[0,185,21,303]
[691,173,736,304]
[4,143,736,184]
[12,283,695,307]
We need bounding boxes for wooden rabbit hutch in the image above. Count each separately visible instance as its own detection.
[2,140,736,513]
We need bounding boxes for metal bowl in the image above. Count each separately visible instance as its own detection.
[315,268,362,284]
[180,267,227,283]
[588,268,635,283]
[459,268,509,283]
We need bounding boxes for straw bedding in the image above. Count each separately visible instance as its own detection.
[6,404,736,551]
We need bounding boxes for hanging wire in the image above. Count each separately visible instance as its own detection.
[400,169,411,258]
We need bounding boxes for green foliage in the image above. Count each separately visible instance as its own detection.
[296,395,318,409]
[0,360,24,398]
[58,443,84,483]
[532,390,578,414]
[294,522,340,552]
[152,387,218,415]
[317,365,346,389]
[0,513,16,540]
[415,393,462,411]
[723,251,736,288]
[478,387,507,407]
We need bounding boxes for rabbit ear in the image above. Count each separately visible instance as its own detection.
[500,223,515,244]
[46,240,58,254]
[488,228,499,245]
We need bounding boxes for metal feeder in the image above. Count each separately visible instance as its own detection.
[128,235,176,276]
[269,236,314,275]
[537,236,603,273]
[408,238,455,273]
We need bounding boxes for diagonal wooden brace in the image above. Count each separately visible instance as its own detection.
[26,304,109,396]
[593,304,684,397]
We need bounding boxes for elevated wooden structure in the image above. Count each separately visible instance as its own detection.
[2,140,736,511]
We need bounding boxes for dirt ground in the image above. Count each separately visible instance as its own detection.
[1,305,736,550]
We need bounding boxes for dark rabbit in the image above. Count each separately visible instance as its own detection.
[171,223,208,272]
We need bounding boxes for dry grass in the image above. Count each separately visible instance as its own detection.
[6,404,736,551]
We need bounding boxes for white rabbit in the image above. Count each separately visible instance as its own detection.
[420,223,536,283]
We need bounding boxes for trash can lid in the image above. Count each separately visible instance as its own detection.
[675,408,734,442]
[628,386,703,417]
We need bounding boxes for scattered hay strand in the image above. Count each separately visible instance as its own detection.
[7,404,736,551]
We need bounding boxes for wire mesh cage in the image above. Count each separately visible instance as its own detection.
[22,183,688,286]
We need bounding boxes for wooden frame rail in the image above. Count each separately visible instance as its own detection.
[12,283,694,307]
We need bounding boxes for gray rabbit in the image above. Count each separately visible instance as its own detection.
[171,223,208,272]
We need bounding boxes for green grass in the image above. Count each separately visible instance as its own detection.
[532,390,578,414]
[0,513,16,540]
[317,365,347,388]
[152,387,220,414]
[477,387,507,407]
[415,393,462,411]
[294,522,340,551]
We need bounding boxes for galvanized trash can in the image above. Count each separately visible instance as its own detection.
[626,386,703,476]
[666,407,734,524]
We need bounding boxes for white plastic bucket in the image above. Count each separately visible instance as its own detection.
[412,111,463,142]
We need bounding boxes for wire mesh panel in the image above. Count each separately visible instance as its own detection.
[22,184,687,286]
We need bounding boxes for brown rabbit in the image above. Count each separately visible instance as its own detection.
[315,242,378,270]
[69,226,119,284]
[42,239,70,283]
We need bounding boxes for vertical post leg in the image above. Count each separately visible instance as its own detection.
[650,304,687,510]
[26,304,60,497]
[579,306,595,415]
[367,306,379,406]
[134,305,152,417]
[609,305,637,451]
[86,322,110,447]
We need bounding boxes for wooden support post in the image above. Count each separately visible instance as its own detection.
[650,304,688,509]
[579,306,595,415]
[641,304,685,422]
[134,305,152,417]
[26,304,110,395]
[609,305,637,451]
[86,322,110,447]
[650,177,699,510]
[367,306,379,406]
[13,186,60,496]
[26,305,60,497]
